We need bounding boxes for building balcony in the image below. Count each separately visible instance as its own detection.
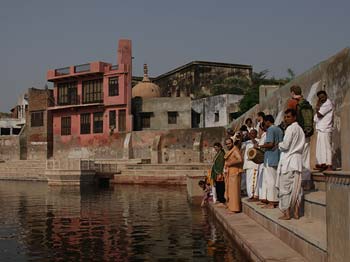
[48,94,105,111]
[47,61,111,82]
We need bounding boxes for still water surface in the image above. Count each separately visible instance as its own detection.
[0,181,247,261]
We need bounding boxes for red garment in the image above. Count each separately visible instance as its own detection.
[287,98,298,110]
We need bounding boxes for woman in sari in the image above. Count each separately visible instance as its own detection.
[224,137,243,213]
[210,142,226,204]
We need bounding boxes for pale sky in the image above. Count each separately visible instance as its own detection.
[1,0,349,112]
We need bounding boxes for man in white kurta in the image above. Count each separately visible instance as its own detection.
[242,129,259,200]
[276,109,305,220]
[314,91,333,170]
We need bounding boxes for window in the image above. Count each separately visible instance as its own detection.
[61,116,71,136]
[57,82,78,105]
[118,109,126,132]
[80,113,91,134]
[141,113,151,129]
[0,128,10,135]
[214,111,219,122]
[31,111,44,127]
[93,112,103,133]
[108,77,119,96]
[82,79,103,104]
[168,111,178,124]
[109,110,116,129]
[12,128,22,135]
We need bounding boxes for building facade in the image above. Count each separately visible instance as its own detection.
[191,94,243,128]
[47,39,133,159]
[150,61,252,98]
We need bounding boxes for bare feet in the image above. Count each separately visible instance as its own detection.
[261,203,275,209]
[247,198,259,202]
[278,214,291,220]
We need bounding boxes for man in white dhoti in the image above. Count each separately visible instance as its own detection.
[256,115,283,209]
[314,91,333,171]
[242,129,259,201]
[276,109,305,220]
[257,122,267,203]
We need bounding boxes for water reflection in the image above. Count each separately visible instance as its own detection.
[0,182,247,261]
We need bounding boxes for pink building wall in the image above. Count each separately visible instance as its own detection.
[47,39,133,157]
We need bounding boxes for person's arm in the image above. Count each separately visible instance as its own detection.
[278,127,292,152]
[316,100,332,119]
[225,149,243,167]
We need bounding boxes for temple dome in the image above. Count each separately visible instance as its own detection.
[132,64,161,98]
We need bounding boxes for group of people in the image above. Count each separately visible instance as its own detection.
[200,85,334,220]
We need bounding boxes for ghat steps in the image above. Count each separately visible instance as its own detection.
[0,160,46,181]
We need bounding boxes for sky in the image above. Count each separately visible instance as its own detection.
[0,0,349,112]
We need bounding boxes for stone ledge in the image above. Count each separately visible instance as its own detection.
[242,198,327,262]
[208,204,307,262]
[304,191,326,206]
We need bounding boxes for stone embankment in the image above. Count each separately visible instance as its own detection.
[207,172,327,262]
[0,160,46,181]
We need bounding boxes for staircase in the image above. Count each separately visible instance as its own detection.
[113,163,210,185]
[241,171,327,262]
[0,160,46,181]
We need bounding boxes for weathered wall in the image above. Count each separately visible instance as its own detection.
[135,97,192,130]
[27,88,53,160]
[233,48,350,169]
[154,62,252,98]
[191,94,243,128]
[53,127,226,164]
[0,136,20,161]
[259,85,280,104]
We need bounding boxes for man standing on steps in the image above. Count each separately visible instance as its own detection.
[276,109,305,220]
[286,85,313,188]
[314,91,334,171]
[255,115,283,209]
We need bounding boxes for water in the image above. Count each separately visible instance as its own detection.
[0,181,247,261]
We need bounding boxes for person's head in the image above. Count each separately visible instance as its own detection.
[290,85,302,98]
[226,128,234,137]
[284,109,297,126]
[225,138,234,150]
[259,121,266,132]
[213,142,223,152]
[317,90,328,104]
[245,118,253,128]
[263,114,275,128]
[240,125,248,132]
[249,129,258,140]
[198,180,206,189]
[257,111,265,123]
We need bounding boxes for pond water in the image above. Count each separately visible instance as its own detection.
[0,181,247,261]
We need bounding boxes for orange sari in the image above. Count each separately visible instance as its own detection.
[224,146,243,212]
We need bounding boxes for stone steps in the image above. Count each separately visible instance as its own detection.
[304,191,326,223]
[209,204,308,262]
[120,169,207,177]
[311,172,326,191]
[242,198,327,262]
[0,160,46,180]
[124,163,211,171]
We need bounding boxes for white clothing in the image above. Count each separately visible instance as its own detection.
[211,185,217,203]
[257,131,266,199]
[278,122,305,175]
[316,131,332,165]
[263,165,278,202]
[314,99,333,132]
[243,140,259,170]
[276,170,303,212]
[257,164,265,199]
[246,168,258,198]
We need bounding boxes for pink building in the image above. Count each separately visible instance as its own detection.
[47,39,133,155]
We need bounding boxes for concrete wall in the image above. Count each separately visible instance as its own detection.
[191,94,243,128]
[259,85,280,103]
[53,127,226,164]
[232,47,350,169]
[133,97,192,130]
[0,136,20,161]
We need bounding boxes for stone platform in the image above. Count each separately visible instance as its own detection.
[208,204,307,262]
[0,160,46,181]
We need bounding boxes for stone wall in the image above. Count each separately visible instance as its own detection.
[153,62,252,98]
[232,47,350,169]
[0,136,20,161]
[52,127,226,164]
